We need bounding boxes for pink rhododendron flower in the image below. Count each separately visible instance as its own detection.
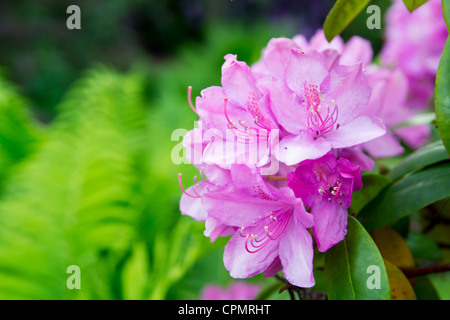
[185,54,282,169]
[362,65,431,156]
[287,152,362,252]
[264,48,385,165]
[381,0,448,109]
[202,165,315,287]
[335,146,375,172]
[179,165,236,241]
[201,282,260,300]
[252,29,373,79]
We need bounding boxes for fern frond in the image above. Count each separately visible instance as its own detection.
[0,68,148,299]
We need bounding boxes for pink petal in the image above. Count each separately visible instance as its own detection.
[277,132,331,165]
[311,200,348,252]
[279,218,315,287]
[202,192,284,228]
[204,217,235,242]
[221,55,260,111]
[309,29,344,53]
[257,37,299,79]
[196,86,228,131]
[264,257,283,278]
[336,146,375,172]
[328,63,372,125]
[339,36,373,66]
[285,49,329,96]
[325,115,386,149]
[395,124,431,149]
[259,77,307,134]
[363,131,405,158]
[180,190,207,221]
[223,230,280,279]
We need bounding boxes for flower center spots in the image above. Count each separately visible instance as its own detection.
[302,82,339,137]
[239,208,292,253]
[252,184,276,201]
[246,91,273,130]
[224,96,270,145]
[318,179,345,206]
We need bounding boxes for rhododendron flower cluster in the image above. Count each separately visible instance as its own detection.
[178,3,440,286]
[381,0,448,110]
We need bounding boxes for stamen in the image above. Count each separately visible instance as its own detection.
[241,208,293,253]
[187,86,198,114]
[178,173,201,199]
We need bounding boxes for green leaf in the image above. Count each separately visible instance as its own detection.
[428,272,450,300]
[323,0,371,42]
[358,162,450,230]
[384,260,416,300]
[435,8,450,155]
[0,76,43,190]
[387,140,449,180]
[413,275,440,300]
[402,0,429,13]
[390,112,435,130]
[406,231,443,261]
[370,227,415,269]
[444,0,450,28]
[121,242,149,300]
[351,174,392,215]
[324,216,391,300]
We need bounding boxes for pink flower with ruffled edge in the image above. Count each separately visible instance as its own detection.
[381,0,448,109]
[262,48,385,165]
[362,65,431,157]
[185,54,282,170]
[179,164,236,241]
[287,152,362,252]
[201,282,261,300]
[252,29,373,80]
[201,164,315,287]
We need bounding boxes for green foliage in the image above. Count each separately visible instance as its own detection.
[0,76,43,190]
[435,39,450,155]
[402,0,429,12]
[387,140,449,180]
[323,0,372,42]
[0,69,149,299]
[358,161,450,230]
[0,69,213,299]
[324,216,391,300]
[351,174,392,214]
[406,231,443,261]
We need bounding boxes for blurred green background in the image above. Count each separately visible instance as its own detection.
[0,0,424,300]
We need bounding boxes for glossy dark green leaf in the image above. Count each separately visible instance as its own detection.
[443,0,450,27]
[402,0,429,12]
[324,216,391,300]
[406,231,443,261]
[358,162,450,230]
[435,0,450,155]
[387,140,449,180]
[323,0,371,42]
[414,275,440,300]
[351,174,392,214]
